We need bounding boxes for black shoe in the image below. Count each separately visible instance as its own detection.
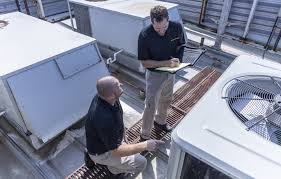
[84,151,95,169]
[112,173,126,179]
[154,121,172,132]
[139,136,148,142]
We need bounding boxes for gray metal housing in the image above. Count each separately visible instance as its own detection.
[0,12,108,149]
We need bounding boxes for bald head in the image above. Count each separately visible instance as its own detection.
[96,76,119,98]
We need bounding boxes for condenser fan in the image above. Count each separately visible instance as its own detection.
[223,75,281,145]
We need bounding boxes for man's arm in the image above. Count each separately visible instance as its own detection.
[140,59,174,69]
[176,25,186,62]
[95,120,163,157]
[111,142,146,157]
[111,140,164,157]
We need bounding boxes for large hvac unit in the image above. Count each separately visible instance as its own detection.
[70,0,183,73]
[0,12,108,149]
[167,55,281,179]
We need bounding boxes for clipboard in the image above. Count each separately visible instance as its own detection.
[154,45,206,73]
[154,63,191,74]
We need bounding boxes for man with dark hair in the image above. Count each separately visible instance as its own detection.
[85,76,164,178]
[138,5,186,141]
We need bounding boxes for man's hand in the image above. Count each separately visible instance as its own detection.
[140,58,180,69]
[168,58,180,68]
[145,140,165,151]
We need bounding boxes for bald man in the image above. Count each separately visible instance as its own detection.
[85,76,164,178]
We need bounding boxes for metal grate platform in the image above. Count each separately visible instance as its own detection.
[67,164,111,179]
[66,67,221,179]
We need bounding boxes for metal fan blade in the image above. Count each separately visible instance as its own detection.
[222,96,273,101]
[235,78,276,96]
[270,77,281,91]
[246,105,281,130]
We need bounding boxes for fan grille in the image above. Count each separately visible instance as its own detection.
[223,75,281,146]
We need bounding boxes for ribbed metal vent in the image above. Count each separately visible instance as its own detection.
[223,75,281,145]
[66,67,220,179]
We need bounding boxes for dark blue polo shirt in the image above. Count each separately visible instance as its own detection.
[85,95,124,155]
[138,21,186,70]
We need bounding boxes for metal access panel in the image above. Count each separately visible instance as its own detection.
[0,12,108,149]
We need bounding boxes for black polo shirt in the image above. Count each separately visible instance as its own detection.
[85,95,124,155]
[138,21,186,70]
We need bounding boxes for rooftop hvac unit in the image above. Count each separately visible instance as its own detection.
[167,55,281,179]
[0,12,108,149]
[70,0,183,73]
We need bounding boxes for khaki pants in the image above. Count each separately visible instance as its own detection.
[141,70,174,139]
[89,151,147,175]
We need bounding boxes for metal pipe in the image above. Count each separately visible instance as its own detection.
[106,49,124,64]
[242,0,259,38]
[273,9,281,51]
[66,0,75,31]
[23,0,30,15]
[213,0,233,49]
[200,37,205,46]
[273,29,281,51]
[14,0,21,12]
[265,17,279,49]
[35,0,45,18]
[199,0,208,26]
[264,8,281,50]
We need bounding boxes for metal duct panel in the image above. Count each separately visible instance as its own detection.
[227,0,281,45]
[161,0,281,49]
[0,0,19,14]
[0,0,68,21]
[6,52,104,143]
[72,3,92,37]
[161,0,222,28]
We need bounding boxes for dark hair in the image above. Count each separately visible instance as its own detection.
[150,5,169,23]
